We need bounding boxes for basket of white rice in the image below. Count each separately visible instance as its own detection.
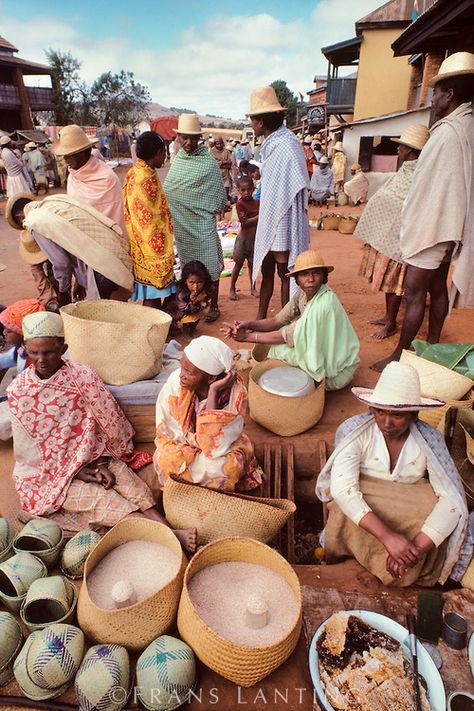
[77,519,186,651]
[177,536,302,686]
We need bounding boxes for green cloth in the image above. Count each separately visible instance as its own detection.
[412,339,474,380]
[163,146,227,280]
[268,284,360,390]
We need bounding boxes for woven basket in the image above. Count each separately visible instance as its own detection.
[400,349,473,401]
[77,519,186,651]
[0,518,15,563]
[248,358,325,436]
[163,475,296,546]
[13,519,64,569]
[419,389,474,429]
[61,300,172,386]
[338,215,359,234]
[20,576,78,632]
[177,537,302,687]
[321,213,341,230]
[0,611,23,686]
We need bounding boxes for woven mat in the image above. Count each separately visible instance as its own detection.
[301,585,474,698]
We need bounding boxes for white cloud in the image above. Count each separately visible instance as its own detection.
[0,0,381,119]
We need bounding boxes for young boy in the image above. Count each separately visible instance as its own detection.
[229,176,259,301]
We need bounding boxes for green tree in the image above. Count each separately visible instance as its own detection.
[45,49,82,124]
[88,71,151,125]
[270,79,299,127]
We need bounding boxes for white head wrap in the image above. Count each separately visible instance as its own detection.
[22,312,64,340]
[184,336,233,375]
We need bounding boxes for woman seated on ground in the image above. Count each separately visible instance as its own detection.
[8,312,195,551]
[154,335,262,492]
[223,250,360,391]
[316,362,471,587]
[344,163,369,206]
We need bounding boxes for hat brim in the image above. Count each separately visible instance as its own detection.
[428,68,474,88]
[390,137,425,151]
[5,193,35,230]
[351,386,445,411]
[19,240,47,266]
[287,264,334,278]
[173,128,202,135]
[52,136,98,156]
[245,104,286,117]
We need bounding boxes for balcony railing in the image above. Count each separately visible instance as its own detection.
[326,77,357,114]
[0,83,20,108]
[26,86,54,111]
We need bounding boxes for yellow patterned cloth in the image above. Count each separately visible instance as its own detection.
[123,158,175,289]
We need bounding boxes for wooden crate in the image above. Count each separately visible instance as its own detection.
[120,403,155,443]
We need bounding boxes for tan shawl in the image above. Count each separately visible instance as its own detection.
[400,102,474,308]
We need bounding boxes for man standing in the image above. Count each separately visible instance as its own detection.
[164,114,226,322]
[0,135,31,196]
[210,136,232,209]
[52,125,125,232]
[375,52,474,370]
[248,86,309,319]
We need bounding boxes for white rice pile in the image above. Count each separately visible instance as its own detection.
[188,561,299,646]
[88,540,180,609]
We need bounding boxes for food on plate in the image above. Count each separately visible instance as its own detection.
[317,613,431,710]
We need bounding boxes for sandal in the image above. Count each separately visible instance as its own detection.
[205,308,220,323]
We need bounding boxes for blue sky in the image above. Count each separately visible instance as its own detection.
[2,0,379,118]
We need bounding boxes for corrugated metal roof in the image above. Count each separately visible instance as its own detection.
[330,104,430,129]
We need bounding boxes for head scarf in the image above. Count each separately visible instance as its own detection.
[0,299,45,335]
[22,312,64,341]
[184,336,233,375]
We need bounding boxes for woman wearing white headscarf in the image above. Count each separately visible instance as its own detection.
[154,336,262,491]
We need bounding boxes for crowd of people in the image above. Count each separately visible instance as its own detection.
[1,53,474,588]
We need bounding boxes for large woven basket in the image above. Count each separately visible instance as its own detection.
[248,358,325,436]
[61,300,172,386]
[400,349,473,401]
[321,213,341,230]
[77,519,186,651]
[338,215,359,234]
[177,537,302,686]
[419,389,474,429]
[163,475,296,546]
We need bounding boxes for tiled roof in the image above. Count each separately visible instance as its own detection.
[0,35,18,52]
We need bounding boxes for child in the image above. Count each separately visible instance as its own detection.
[163,260,213,335]
[229,176,259,301]
[248,162,261,199]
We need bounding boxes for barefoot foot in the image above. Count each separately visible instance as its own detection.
[369,315,388,326]
[372,323,397,340]
[370,353,400,372]
[174,528,197,555]
[251,288,259,298]
[229,290,239,301]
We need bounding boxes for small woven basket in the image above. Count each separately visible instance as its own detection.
[0,611,23,686]
[419,389,474,429]
[0,518,15,564]
[338,215,359,234]
[248,358,325,436]
[77,519,186,651]
[20,576,78,632]
[321,213,341,230]
[177,537,302,687]
[163,475,296,546]
[61,300,172,386]
[400,349,473,401]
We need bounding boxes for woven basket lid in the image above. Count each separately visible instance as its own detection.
[15,518,63,549]
[258,366,315,397]
[60,530,101,579]
[136,635,196,711]
[13,631,71,701]
[0,518,15,554]
[75,644,130,711]
[27,623,85,690]
[0,611,23,669]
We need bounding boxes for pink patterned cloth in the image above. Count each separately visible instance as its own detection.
[8,360,136,516]
[67,155,125,232]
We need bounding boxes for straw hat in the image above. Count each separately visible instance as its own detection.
[246,86,285,117]
[429,51,474,87]
[333,141,344,152]
[5,193,34,230]
[303,136,312,144]
[19,230,47,265]
[0,135,11,146]
[52,125,98,156]
[286,250,334,277]
[352,361,445,411]
[173,113,202,135]
[319,156,329,165]
[391,124,430,152]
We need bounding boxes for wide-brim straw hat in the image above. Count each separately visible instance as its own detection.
[286,250,334,277]
[5,193,34,230]
[391,124,430,152]
[429,51,474,87]
[52,124,98,156]
[319,156,329,165]
[246,86,285,117]
[24,142,36,151]
[173,113,202,135]
[19,230,47,266]
[352,361,445,411]
[303,137,312,144]
[0,135,11,146]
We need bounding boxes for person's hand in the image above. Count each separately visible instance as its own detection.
[386,555,408,580]
[221,322,234,338]
[96,463,116,490]
[411,531,435,557]
[381,531,419,567]
[208,370,236,396]
[75,466,102,484]
[189,291,200,302]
